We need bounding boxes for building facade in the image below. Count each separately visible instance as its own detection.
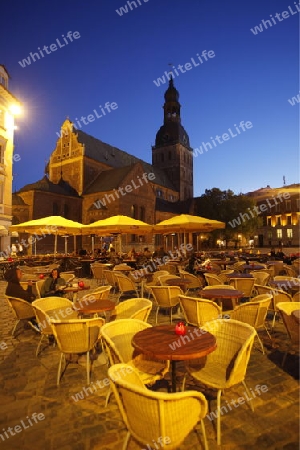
[12,79,194,253]
[0,65,21,251]
[248,184,300,248]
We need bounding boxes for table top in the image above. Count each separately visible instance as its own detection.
[166,278,191,286]
[132,324,217,361]
[198,288,244,299]
[270,280,300,290]
[62,285,91,293]
[73,299,115,314]
[226,273,254,279]
[242,264,265,270]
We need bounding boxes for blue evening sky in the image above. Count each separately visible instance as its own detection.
[1,0,299,196]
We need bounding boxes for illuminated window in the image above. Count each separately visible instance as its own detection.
[287,229,293,238]
[276,229,282,239]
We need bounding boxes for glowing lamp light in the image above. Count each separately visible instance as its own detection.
[9,104,21,115]
[175,322,186,336]
[78,280,85,288]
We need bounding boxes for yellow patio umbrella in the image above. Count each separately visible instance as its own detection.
[9,216,84,255]
[83,215,153,253]
[154,214,225,247]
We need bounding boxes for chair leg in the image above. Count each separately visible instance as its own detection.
[57,353,65,385]
[122,431,131,450]
[200,419,209,450]
[105,388,111,407]
[155,306,160,324]
[36,334,46,357]
[170,308,173,324]
[271,311,277,329]
[86,351,90,385]
[11,320,20,337]
[242,380,254,412]
[255,332,265,354]
[216,389,222,446]
[282,351,288,367]
[181,373,187,391]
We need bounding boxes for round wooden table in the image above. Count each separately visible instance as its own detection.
[62,285,90,302]
[270,280,300,294]
[166,278,191,293]
[198,288,244,308]
[226,273,254,279]
[73,299,115,317]
[242,264,265,273]
[132,324,217,392]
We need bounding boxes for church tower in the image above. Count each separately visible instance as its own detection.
[152,78,193,201]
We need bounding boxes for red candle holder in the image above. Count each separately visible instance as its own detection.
[78,280,85,288]
[39,274,44,279]
[175,321,186,336]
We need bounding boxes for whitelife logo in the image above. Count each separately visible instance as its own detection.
[18,31,81,68]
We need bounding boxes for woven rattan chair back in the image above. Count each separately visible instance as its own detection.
[112,298,152,322]
[204,273,223,286]
[108,363,209,450]
[229,278,255,298]
[5,296,35,336]
[50,317,105,384]
[179,295,222,327]
[277,302,300,366]
[150,285,182,323]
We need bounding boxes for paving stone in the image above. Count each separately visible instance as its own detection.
[0,279,299,449]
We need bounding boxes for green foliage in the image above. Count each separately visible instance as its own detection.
[194,188,262,242]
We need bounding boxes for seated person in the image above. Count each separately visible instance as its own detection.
[5,267,39,332]
[5,267,36,303]
[143,247,152,258]
[41,269,66,297]
[128,248,137,259]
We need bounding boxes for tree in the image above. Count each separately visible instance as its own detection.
[193,189,262,246]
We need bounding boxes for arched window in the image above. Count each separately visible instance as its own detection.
[161,153,164,162]
[63,204,69,218]
[131,204,137,219]
[53,202,59,215]
[168,151,172,160]
[140,206,145,222]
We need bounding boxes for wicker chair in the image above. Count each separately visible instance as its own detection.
[59,272,75,284]
[90,263,107,285]
[101,319,170,406]
[179,295,222,327]
[50,317,105,385]
[80,285,112,303]
[5,296,35,337]
[255,285,292,329]
[204,273,223,286]
[114,272,139,302]
[143,270,170,298]
[150,285,182,323]
[277,302,300,366]
[158,274,181,286]
[292,292,300,302]
[178,270,204,294]
[229,277,255,299]
[249,271,270,286]
[182,319,256,446]
[32,297,76,356]
[35,280,45,298]
[108,363,209,450]
[230,294,272,353]
[111,298,152,322]
[103,270,117,293]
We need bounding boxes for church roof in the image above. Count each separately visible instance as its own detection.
[75,129,177,191]
[12,193,28,205]
[84,165,135,194]
[18,176,80,197]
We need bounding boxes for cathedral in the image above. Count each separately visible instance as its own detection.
[12,78,195,253]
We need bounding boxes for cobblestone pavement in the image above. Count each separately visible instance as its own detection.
[0,279,299,450]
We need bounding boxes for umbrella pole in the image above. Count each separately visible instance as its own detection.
[54,234,57,256]
[74,235,76,255]
[64,236,68,255]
